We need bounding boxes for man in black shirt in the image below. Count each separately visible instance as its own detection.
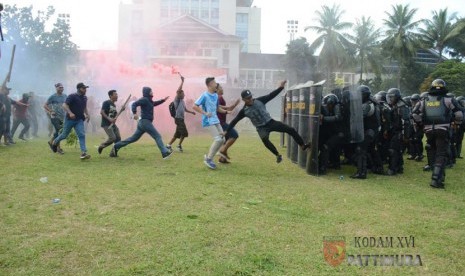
[98,90,123,155]
[225,80,309,163]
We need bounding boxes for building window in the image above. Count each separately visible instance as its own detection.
[222,49,229,65]
[236,13,249,52]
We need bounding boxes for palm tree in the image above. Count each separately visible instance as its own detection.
[349,16,382,82]
[419,9,455,57]
[382,4,423,88]
[447,18,465,59]
[418,8,462,62]
[304,4,353,87]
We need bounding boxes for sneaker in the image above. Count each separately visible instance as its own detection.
[162,150,173,160]
[177,144,183,152]
[276,154,283,163]
[80,152,91,159]
[57,148,65,155]
[51,142,58,153]
[98,146,103,155]
[166,144,172,151]
[110,146,118,157]
[302,143,311,151]
[204,155,217,169]
[19,136,27,141]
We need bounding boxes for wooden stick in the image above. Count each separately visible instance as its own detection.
[109,94,132,127]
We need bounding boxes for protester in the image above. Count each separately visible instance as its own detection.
[192,77,231,169]
[98,90,123,155]
[166,75,196,152]
[110,86,173,159]
[44,83,67,154]
[51,82,91,159]
[224,80,310,163]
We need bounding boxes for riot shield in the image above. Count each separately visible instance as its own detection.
[290,83,303,163]
[305,84,323,176]
[298,81,313,169]
[348,85,364,143]
[285,86,294,159]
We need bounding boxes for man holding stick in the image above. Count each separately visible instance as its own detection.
[97,90,129,155]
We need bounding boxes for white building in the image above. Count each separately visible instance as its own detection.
[118,0,261,82]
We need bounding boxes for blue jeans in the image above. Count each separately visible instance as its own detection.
[53,118,87,153]
[114,119,169,155]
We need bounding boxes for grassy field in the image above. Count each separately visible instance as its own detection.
[1,132,465,275]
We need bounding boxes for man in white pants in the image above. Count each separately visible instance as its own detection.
[193,77,230,169]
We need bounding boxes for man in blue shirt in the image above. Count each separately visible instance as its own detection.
[193,77,230,169]
[51,82,91,159]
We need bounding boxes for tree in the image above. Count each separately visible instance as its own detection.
[382,4,423,88]
[349,16,383,83]
[304,4,353,88]
[418,8,463,62]
[0,4,77,91]
[420,60,465,95]
[284,37,317,84]
[447,18,465,60]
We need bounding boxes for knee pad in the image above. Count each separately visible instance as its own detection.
[388,149,395,156]
[425,144,432,151]
[355,146,362,154]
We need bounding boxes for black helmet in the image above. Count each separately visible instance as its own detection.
[402,96,412,106]
[411,93,420,101]
[429,79,447,94]
[420,91,429,99]
[357,85,372,102]
[386,88,401,105]
[374,91,386,103]
[323,94,339,105]
[456,96,465,108]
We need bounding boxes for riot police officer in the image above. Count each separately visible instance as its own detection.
[351,85,381,179]
[385,88,410,175]
[319,94,344,174]
[412,79,463,188]
[408,93,424,161]
[455,96,465,158]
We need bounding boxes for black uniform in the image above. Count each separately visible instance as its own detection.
[412,79,463,188]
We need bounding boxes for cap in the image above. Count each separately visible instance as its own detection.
[55,83,64,88]
[241,90,253,99]
[76,82,89,89]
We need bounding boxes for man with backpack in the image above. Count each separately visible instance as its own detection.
[413,79,463,188]
[166,75,196,152]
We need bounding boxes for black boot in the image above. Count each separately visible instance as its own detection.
[430,166,445,189]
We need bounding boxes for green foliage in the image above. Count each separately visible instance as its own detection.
[0,4,77,87]
[65,129,78,147]
[382,4,423,88]
[424,60,465,95]
[284,37,317,84]
[400,61,434,94]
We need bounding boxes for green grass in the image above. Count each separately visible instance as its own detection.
[1,133,465,275]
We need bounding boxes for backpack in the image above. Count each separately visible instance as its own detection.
[423,95,451,125]
[169,101,176,118]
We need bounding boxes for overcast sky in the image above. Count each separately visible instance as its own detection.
[3,0,465,53]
